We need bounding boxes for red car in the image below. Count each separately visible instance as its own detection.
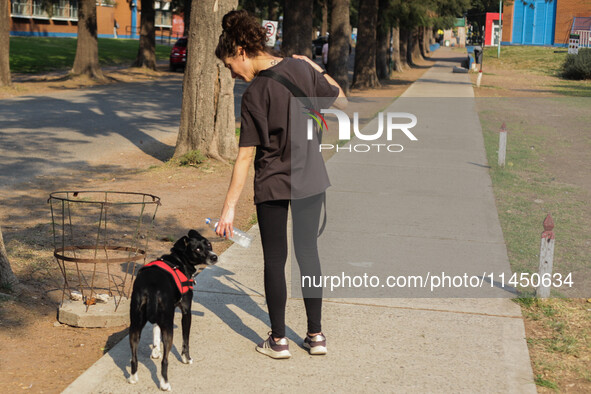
[169,37,187,71]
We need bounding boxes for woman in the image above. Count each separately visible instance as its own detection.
[215,9,346,359]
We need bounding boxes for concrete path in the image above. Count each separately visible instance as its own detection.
[64,48,536,393]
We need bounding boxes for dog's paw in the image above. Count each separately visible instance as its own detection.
[159,378,172,391]
[181,354,193,364]
[151,345,162,359]
[128,373,138,384]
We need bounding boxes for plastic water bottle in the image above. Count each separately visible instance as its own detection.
[205,218,253,248]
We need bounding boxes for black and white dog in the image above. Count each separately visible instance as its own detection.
[128,230,217,391]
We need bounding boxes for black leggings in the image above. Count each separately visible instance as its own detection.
[256,193,324,339]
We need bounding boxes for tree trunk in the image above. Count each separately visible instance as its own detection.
[327,0,350,95]
[133,0,156,69]
[420,26,429,58]
[399,27,410,69]
[268,0,279,21]
[183,0,191,36]
[0,0,11,87]
[409,27,423,65]
[375,0,390,80]
[71,0,105,79]
[351,0,379,89]
[282,0,313,57]
[390,26,404,72]
[174,0,238,161]
[376,29,388,80]
[320,0,328,37]
[0,227,19,291]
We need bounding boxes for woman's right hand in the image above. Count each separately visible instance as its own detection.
[216,146,255,240]
[217,205,235,239]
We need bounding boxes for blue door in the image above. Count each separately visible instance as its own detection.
[523,3,535,44]
[512,0,556,45]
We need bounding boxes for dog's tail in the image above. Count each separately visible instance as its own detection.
[146,289,160,322]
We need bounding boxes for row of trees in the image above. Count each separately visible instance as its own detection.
[180,0,471,160]
[1,0,471,151]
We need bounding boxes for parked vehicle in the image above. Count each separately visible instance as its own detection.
[170,37,188,71]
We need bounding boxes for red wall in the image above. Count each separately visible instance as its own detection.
[485,12,501,46]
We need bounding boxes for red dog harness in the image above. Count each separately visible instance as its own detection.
[142,260,195,295]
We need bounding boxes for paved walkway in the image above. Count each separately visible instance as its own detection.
[64,48,536,393]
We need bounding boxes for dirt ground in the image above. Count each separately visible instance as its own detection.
[0,153,258,393]
[0,60,432,393]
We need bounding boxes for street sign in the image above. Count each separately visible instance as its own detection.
[568,34,580,55]
[263,20,278,47]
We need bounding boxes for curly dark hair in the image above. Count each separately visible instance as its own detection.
[215,9,268,60]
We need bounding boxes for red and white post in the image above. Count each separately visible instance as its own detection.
[536,214,555,298]
[498,122,507,167]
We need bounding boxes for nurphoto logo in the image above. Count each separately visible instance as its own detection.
[306,109,418,153]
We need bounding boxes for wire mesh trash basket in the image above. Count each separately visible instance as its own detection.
[48,191,161,312]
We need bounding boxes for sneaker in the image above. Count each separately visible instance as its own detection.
[303,333,327,355]
[256,333,291,359]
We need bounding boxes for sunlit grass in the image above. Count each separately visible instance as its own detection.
[9,37,171,73]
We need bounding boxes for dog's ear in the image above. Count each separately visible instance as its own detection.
[188,229,201,239]
[172,236,189,252]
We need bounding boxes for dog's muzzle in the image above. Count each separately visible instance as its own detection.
[207,251,218,265]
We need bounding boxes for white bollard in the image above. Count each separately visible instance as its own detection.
[536,214,555,298]
[476,70,482,87]
[498,122,507,167]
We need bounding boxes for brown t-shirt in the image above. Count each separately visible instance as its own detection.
[239,57,339,204]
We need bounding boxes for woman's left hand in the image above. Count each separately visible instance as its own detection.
[292,54,324,73]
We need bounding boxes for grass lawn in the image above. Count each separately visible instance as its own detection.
[473,45,591,391]
[478,45,591,97]
[481,45,568,76]
[479,97,591,293]
[9,37,172,74]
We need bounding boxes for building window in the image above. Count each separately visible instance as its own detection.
[11,0,31,17]
[97,0,116,7]
[11,0,77,20]
[32,0,49,18]
[53,0,78,20]
[155,1,172,27]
